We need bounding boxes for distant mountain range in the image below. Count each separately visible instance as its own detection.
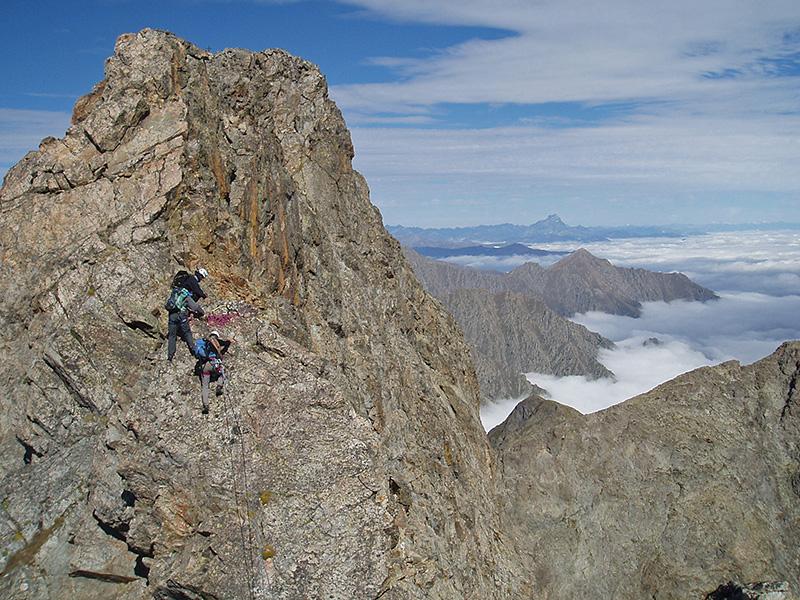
[389,213,800,247]
[407,247,717,318]
[414,243,567,259]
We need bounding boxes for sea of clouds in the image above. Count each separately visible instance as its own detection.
[480,230,800,431]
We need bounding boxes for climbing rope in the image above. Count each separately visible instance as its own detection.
[219,368,256,600]
[217,368,257,600]
[225,372,272,596]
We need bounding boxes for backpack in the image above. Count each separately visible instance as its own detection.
[194,338,211,360]
[171,270,191,289]
[164,287,191,312]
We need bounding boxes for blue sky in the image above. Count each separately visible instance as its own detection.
[1,0,799,227]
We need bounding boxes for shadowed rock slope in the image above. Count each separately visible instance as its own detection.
[405,250,614,402]
[491,342,800,599]
[438,289,613,402]
[0,30,522,599]
[406,247,717,317]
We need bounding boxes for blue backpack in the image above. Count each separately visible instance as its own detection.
[194,339,211,360]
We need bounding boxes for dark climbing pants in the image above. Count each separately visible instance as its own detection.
[167,312,194,361]
[200,362,225,412]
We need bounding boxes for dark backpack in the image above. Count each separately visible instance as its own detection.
[164,287,191,312]
[171,270,191,289]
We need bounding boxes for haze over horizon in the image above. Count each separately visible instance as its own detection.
[2,0,798,228]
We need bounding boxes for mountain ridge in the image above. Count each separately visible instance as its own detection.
[491,341,800,598]
[407,246,718,318]
[0,29,521,599]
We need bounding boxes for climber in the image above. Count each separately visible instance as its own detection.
[194,330,231,414]
[183,267,209,302]
[165,267,208,361]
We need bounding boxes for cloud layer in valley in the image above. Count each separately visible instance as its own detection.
[447,230,800,297]
[481,291,800,430]
[479,230,800,430]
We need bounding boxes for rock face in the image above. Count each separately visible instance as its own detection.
[437,289,613,402]
[0,30,520,599]
[406,247,717,318]
[1,28,794,600]
[491,342,800,599]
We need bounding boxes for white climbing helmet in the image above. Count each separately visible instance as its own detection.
[196,267,209,279]
[209,330,221,339]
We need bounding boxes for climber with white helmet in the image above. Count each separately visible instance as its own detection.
[186,267,209,302]
[165,267,209,361]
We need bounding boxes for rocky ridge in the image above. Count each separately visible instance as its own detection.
[0,30,520,599]
[406,246,717,318]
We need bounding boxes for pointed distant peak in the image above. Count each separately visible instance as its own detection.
[535,213,567,227]
[572,248,594,257]
[551,248,609,269]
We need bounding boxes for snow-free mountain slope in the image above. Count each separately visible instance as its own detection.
[0,29,521,599]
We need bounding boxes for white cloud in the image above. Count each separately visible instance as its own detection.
[0,108,71,173]
[334,0,800,225]
[480,291,800,430]
[334,0,800,110]
[574,292,800,363]
[437,253,564,271]
[349,111,800,226]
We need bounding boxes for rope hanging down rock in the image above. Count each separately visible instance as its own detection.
[218,369,258,600]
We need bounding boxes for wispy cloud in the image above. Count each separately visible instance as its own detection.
[331,0,800,225]
[334,0,800,111]
[0,108,71,175]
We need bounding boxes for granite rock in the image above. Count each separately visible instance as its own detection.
[0,29,520,599]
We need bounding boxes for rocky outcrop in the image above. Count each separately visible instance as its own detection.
[491,342,800,599]
[0,30,521,599]
[406,247,717,318]
[438,289,613,401]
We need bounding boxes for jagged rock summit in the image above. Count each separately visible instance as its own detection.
[0,30,521,599]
